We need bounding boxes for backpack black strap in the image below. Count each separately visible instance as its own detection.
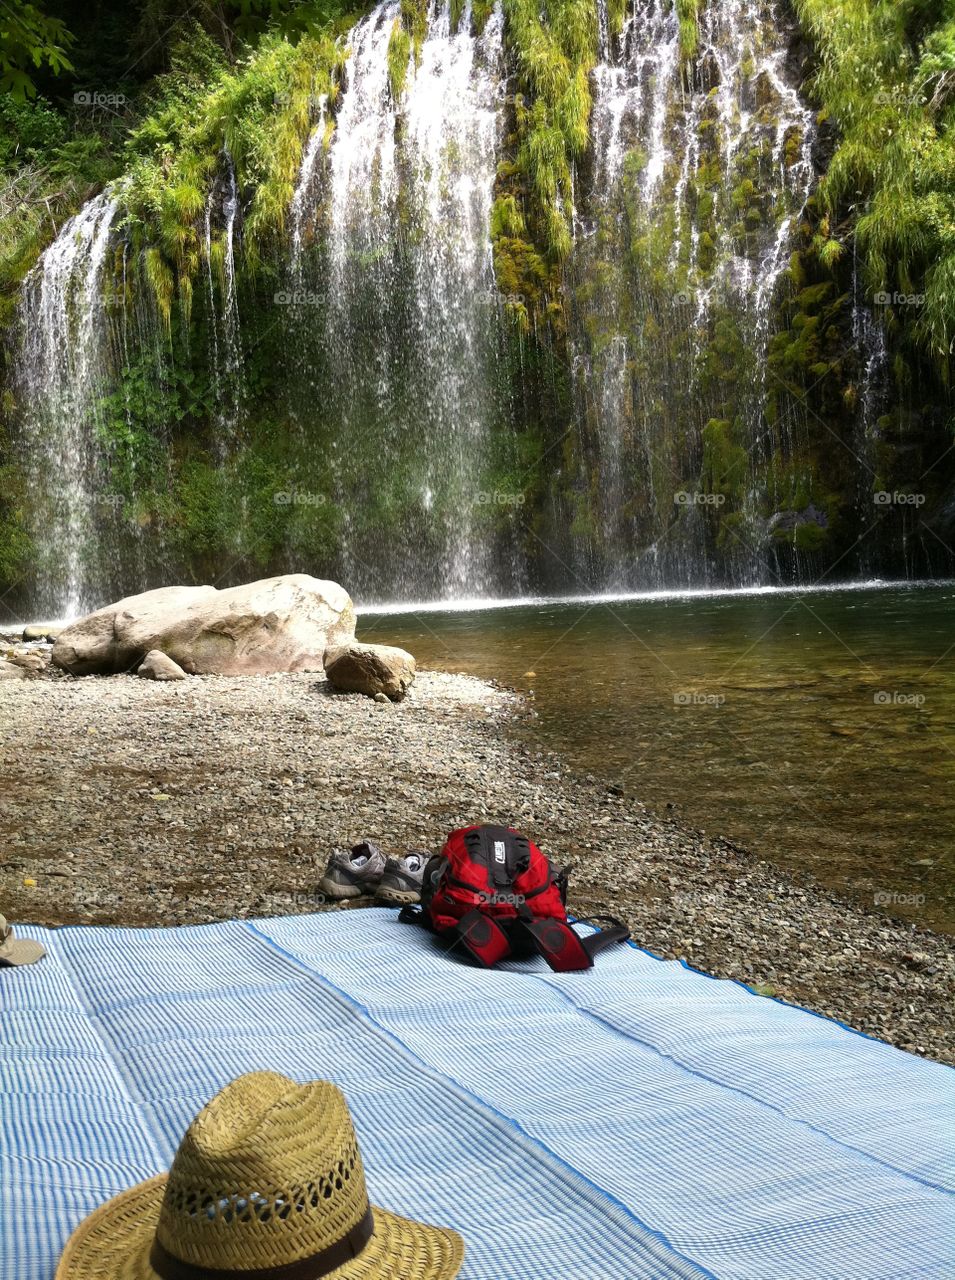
[521,918,593,972]
[573,915,631,959]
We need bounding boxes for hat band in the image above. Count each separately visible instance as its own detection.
[148,1205,375,1280]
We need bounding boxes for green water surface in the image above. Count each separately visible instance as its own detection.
[363,584,955,933]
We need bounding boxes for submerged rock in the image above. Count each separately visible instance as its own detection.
[324,641,416,700]
[52,575,356,677]
[137,650,187,681]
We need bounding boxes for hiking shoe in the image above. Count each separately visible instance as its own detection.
[376,851,429,905]
[318,841,386,900]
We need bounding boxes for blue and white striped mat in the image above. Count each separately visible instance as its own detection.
[1,910,952,1279]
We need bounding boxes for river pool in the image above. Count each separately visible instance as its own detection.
[362,582,955,933]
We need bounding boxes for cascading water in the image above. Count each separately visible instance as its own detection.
[10,0,919,620]
[851,254,891,575]
[203,149,245,441]
[290,94,328,273]
[288,1,513,600]
[16,192,120,617]
[568,0,818,587]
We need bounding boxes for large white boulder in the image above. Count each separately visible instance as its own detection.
[52,575,356,676]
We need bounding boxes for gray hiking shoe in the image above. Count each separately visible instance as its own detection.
[376,851,429,905]
[318,841,386,900]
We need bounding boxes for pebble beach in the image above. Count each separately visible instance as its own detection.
[0,664,952,1064]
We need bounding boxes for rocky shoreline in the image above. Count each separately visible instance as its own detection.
[0,663,952,1064]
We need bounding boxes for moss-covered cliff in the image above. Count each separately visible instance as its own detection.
[2,0,954,614]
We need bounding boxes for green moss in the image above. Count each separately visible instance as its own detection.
[794,522,828,552]
[676,0,701,61]
[400,0,428,66]
[607,0,627,40]
[491,0,599,327]
[387,21,412,99]
[702,418,749,502]
[793,0,955,363]
[122,26,349,313]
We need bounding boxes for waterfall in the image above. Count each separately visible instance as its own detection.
[203,148,244,441]
[11,0,910,618]
[290,94,328,272]
[569,0,818,586]
[290,0,511,600]
[16,192,120,618]
[852,256,890,573]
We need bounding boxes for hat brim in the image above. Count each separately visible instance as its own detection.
[0,937,46,966]
[55,1175,464,1280]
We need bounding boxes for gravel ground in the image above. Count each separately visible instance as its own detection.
[1,661,952,1064]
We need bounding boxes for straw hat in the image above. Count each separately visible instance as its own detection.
[56,1071,464,1280]
[0,913,45,967]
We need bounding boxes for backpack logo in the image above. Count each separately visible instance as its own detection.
[493,840,507,864]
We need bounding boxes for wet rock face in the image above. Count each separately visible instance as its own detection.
[323,641,416,701]
[52,576,356,677]
[769,503,830,534]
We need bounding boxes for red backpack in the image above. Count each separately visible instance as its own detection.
[400,824,629,972]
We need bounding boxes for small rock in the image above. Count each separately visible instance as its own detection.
[10,652,47,673]
[324,640,416,700]
[138,650,188,681]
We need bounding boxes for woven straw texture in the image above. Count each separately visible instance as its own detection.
[2,910,953,1279]
[55,1071,463,1279]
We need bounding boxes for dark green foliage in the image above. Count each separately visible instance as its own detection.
[0,3,74,100]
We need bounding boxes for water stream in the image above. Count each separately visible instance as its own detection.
[369,581,955,933]
[15,192,120,618]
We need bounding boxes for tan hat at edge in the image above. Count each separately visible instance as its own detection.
[0,913,46,967]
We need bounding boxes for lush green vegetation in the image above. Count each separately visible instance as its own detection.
[795,0,955,363]
[492,0,599,331]
[122,29,349,323]
[3,0,955,608]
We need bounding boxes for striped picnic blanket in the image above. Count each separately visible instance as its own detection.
[1,909,952,1279]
